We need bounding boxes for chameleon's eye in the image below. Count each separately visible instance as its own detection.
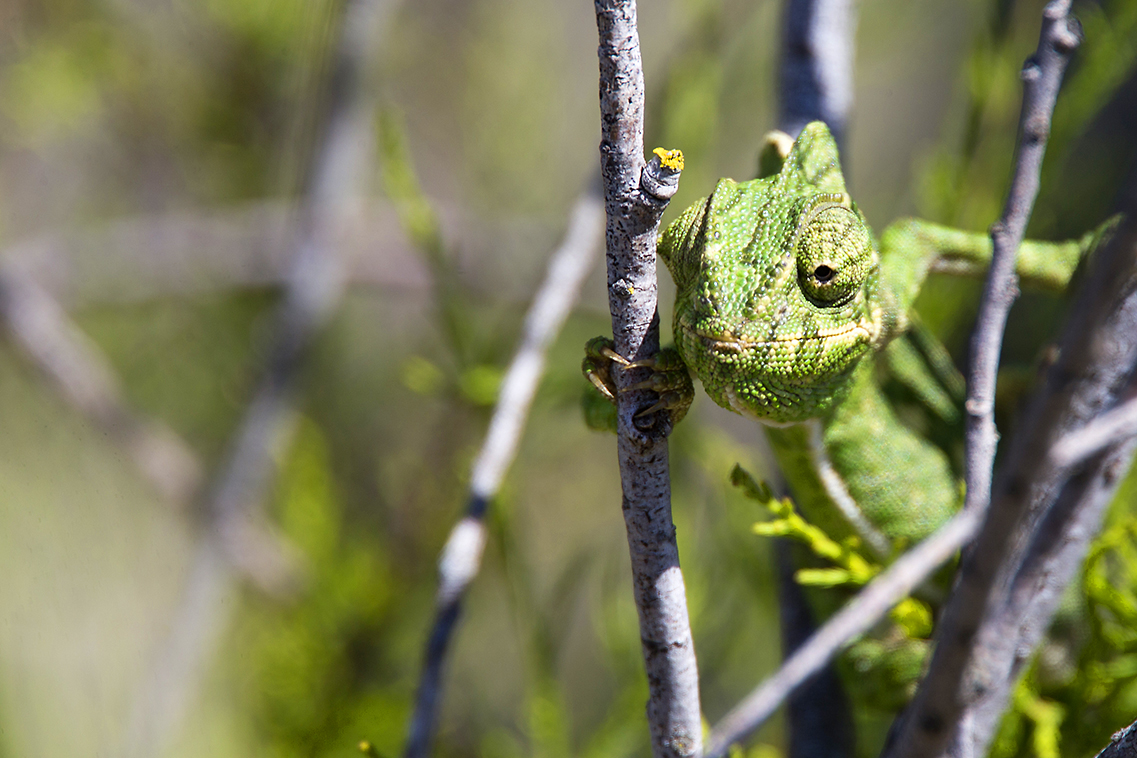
[795,202,873,306]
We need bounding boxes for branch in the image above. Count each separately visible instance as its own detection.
[402,185,605,758]
[1050,393,1137,469]
[1097,720,1137,758]
[705,509,981,758]
[885,7,1137,756]
[962,0,1081,530]
[0,265,202,504]
[122,1,396,755]
[595,2,701,756]
[779,0,857,146]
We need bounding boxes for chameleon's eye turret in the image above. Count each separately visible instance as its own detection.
[795,201,874,306]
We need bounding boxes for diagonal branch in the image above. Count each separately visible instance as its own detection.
[1096,720,1137,758]
[1049,393,1137,469]
[705,509,982,758]
[402,184,605,758]
[595,2,700,756]
[0,265,202,504]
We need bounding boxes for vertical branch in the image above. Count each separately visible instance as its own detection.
[402,187,605,758]
[595,3,701,757]
[885,4,1089,756]
[774,3,859,757]
[779,0,857,147]
[122,1,396,755]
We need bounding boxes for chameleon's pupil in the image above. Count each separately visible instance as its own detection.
[814,265,835,283]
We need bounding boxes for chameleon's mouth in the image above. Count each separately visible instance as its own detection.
[693,321,873,354]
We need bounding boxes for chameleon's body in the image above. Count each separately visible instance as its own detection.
[591,122,1090,557]
[584,121,1101,712]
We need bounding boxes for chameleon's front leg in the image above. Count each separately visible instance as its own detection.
[878,216,1112,317]
[581,337,695,432]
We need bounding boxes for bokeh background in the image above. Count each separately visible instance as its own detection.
[0,0,1135,757]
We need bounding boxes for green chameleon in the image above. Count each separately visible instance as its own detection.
[583,121,1115,739]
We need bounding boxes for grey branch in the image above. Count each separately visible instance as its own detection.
[595,2,701,756]
[0,265,202,504]
[779,0,857,146]
[1097,720,1137,758]
[705,509,982,758]
[962,0,1081,527]
[122,1,395,756]
[402,185,605,758]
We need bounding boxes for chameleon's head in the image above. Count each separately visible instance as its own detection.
[659,122,888,424]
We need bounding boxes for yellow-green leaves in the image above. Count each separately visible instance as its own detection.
[733,464,877,588]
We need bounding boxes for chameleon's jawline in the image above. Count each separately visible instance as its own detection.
[692,320,874,352]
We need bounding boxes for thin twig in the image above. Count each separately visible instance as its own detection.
[962,0,1081,527]
[1050,394,1137,469]
[705,509,981,758]
[402,185,605,758]
[884,6,1093,755]
[0,265,202,504]
[122,2,394,755]
[595,2,701,756]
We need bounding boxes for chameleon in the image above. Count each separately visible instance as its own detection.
[583,121,1111,726]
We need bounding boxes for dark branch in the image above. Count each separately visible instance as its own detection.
[1096,720,1137,758]
[779,0,857,146]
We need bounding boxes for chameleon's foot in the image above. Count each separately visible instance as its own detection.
[581,336,694,431]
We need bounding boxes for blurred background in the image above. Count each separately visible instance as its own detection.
[0,0,1134,757]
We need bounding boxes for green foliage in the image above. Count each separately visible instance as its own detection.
[234,418,409,758]
[733,465,879,588]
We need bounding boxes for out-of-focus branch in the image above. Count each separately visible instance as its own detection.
[122,1,396,756]
[773,541,854,758]
[402,185,605,758]
[0,265,202,504]
[705,509,981,758]
[594,3,700,757]
[779,0,857,146]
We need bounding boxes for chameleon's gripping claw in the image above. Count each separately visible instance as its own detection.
[582,336,694,427]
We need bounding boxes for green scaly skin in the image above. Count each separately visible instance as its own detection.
[584,120,1107,714]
